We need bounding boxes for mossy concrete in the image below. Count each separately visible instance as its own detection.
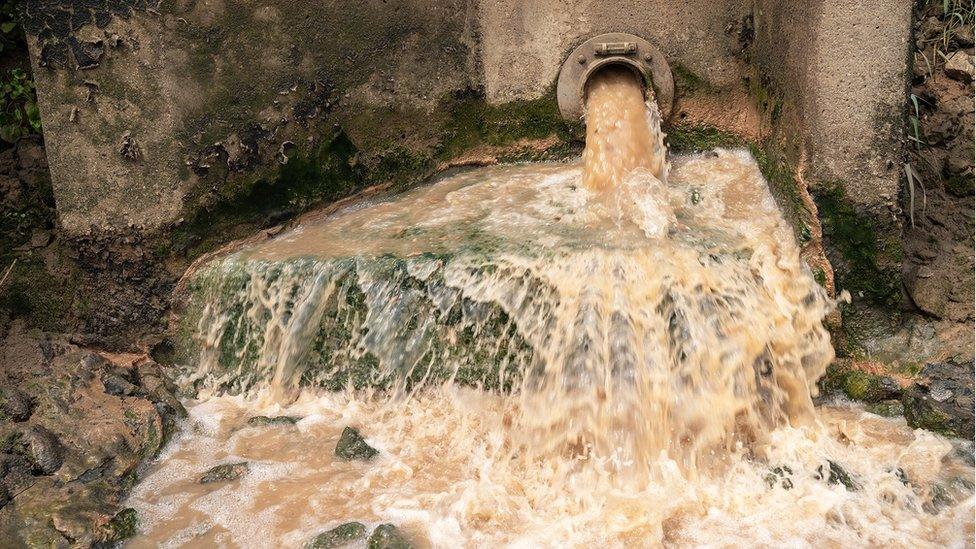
[18,0,918,356]
[752,0,911,314]
[23,0,913,245]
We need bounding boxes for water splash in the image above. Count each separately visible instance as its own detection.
[185,148,836,473]
[138,64,976,548]
[125,391,975,547]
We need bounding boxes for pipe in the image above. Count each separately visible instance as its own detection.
[556,33,674,122]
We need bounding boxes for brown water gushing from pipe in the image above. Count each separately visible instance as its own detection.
[129,67,975,546]
[582,66,667,191]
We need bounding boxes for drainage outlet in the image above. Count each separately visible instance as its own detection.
[556,32,674,122]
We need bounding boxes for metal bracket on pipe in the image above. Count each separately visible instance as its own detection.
[556,33,674,122]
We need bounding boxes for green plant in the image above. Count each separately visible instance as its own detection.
[0,68,41,143]
[904,162,927,228]
[0,0,19,54]
[915,0,976,77]
[907,94,926,148]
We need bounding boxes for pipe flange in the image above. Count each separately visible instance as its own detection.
[556,33,674,122]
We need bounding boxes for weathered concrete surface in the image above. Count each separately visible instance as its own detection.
[755,0,912,209]
[478,0,751,103]
[25,0,480,234]
[25,0,910,239]
[22,0,913,269]
[15,0,919,346]
[753,0,912,312]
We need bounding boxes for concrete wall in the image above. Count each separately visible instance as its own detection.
[752,0,912,308]
[23,0,911,242]
[754,0,912,213]
[478,0,750,102]
[24,0,479,234]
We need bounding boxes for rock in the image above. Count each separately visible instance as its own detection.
[0,328,181,545]
[100,508,138,543]
[820,366,901,403]
[21,426,65,475]
[0,388,33,421]
[199,462,249,484]
[903,360,975,438]
[367,524,413,549]
[956,25,975,48]
[944,143,975,178]
[102,373,139,397]
[0,484,9,508]
[310,522,367,548]
[923,483,956,514]
[944,52,974,82]
[816,460,859,491]
[893,467,910,485]
[916,17,943,49]
[764,465,794,490]
[335,427,378,461]
[866,400,904,417]
[247,415,300,427]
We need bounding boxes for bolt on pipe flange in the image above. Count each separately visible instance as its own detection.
[556,33,674,122]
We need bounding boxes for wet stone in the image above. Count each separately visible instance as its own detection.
[310,521,367,548]
[903,360,975,439]
[821,367,902,403]
[764,465,794,490]
[102,508,139,543]
[21,426,65,475]
[247,415,300,427]
[924,483,956,514]
[335,427,378,461]
[866,400,904,418]
[367,524,413,549]
[199,462,249,484]
[817,460,859,491]
[894,467,911,486]
[102,373,139,397]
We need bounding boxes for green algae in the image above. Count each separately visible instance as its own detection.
[666,124,744,153]
[819,364,901,403]
[813,182,902,307]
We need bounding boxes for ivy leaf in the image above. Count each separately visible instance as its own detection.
[0,22,14,34]
[0,123,20,143]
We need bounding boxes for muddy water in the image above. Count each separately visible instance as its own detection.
[583,66,667,190]
[128,392,973,548]
[128,69,975,546]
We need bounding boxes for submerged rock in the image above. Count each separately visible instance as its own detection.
[367,524,413,549]
[903,360,975,439]
[335,427,378,461]
[199,462,250,484]
[310,521,367,548]
[866,399,904,417]
[764,465,794,490]
[247,415,300,427]
[816,460,859,491]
